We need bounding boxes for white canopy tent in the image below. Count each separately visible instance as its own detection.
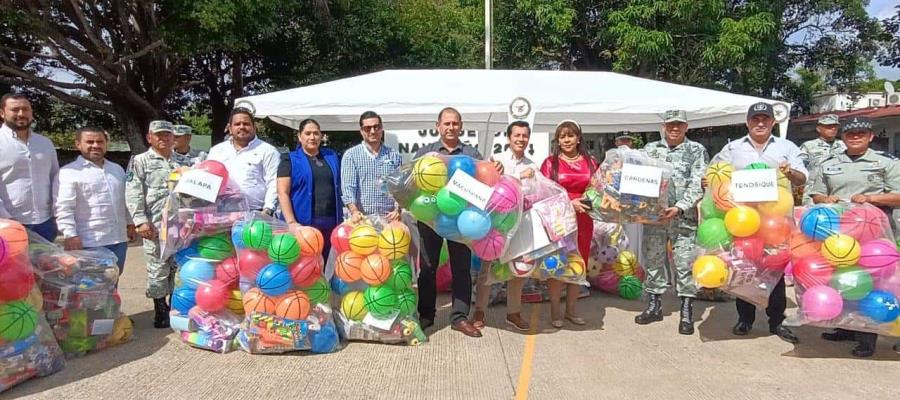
[236,69,791,136]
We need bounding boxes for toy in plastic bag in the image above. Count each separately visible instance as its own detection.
[234,213,338,354]
[327,216,426,345]
[692,155,794,307]
[161,161,249,353]
[784,203,900,336]
[587,220,645,299]
[0,219,65,393]
[584,147,673,224]
[384,153,523,260]
[27,233,131,357]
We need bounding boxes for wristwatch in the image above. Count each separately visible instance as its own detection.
[262,208,274,216]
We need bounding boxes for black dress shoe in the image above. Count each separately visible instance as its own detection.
[771,325,799,344]
[822,328,855,342]
[893,342,899,353]
[732,321,752,336]
[420,317,434,330]
[851,342,875,358]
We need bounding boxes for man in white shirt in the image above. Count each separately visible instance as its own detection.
[0,93,59,241]
[492,121,536,179]
[57,127,135,272]
[206,107,280,214]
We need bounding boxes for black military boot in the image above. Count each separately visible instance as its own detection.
[635,293,663,325]
[153,298,170,329]
[678,296,694,335]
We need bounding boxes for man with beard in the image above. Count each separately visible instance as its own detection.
[341,111,402,223]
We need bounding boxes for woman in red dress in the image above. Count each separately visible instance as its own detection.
[540,120,597,328]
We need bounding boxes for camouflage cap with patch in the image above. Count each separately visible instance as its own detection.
[149,120,175,134]
[173,125,192,136]
[817,114,839,125]
[663,110,687,123]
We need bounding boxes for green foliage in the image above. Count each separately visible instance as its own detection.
[181,108,212,136]
[784,68,828,113]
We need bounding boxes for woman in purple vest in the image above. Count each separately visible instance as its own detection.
[276,118,343,257]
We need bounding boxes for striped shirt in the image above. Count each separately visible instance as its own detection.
[340,143,402,216]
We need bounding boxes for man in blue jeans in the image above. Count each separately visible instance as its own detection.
[0,93,59,241]
[56,127,135,273]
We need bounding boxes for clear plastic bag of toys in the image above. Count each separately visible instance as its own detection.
[692,154,795,307]
[325,216,426,345]
[27,233,131,357]
[584,147,674,224]
[784,203,900,336]
[528,237,589,286]
[232,213,339,354]
[159,160,250,261]
[0,219,65,393]
[587,220,644,299]
[383,153,524,261]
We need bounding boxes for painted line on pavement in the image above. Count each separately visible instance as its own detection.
[514,304,541,400]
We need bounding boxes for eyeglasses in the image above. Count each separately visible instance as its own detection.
[361,124,382,132]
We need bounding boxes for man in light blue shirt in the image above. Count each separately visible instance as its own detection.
[713,102,806,345]
[341,111,402,222]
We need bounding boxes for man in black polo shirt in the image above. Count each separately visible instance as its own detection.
[415,107,502,338]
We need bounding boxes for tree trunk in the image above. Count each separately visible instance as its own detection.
[115,107,156,154]
[209,89,229,146]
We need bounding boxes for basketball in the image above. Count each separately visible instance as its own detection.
[618,276,643,300]
[274,290,311,320]
[268,233,301,265]
[821,234,860,267]
[171,286,197,314]
[178,259,216,289]
[790,231,822,260]
[335,251,364,282]
[0,300,37,342]
[472,229,505,260]
[349,225,379,255]
[711,183,733,212]
[363,286,399,317]
[840,206,890,243]
[386,260,414,290]
[226,289,244,315]
[724,206,760,237]
[436,187,467,216]
[341,291,368,321]
[693,255,728,288]
[242,287,277,315]
[413,155,448,193]
[396,289,418,315]
[487,176,521,213]
[705,162,734,187]
[858,239,900,271]
[237,250,270,280]
[242,220,273,250]
[378,223,411,260]
[0,220,28,256]
[799,206,840,241]
[197,234,234,261]
[303,278,330,305]
[255,263,293,297]
[195,279,229,312]
[360,253,392,286]
[215,257,240,286]
[613,250,638,277]
[289,256,322,288]
[330,222,353,253]
[296,226,324,257]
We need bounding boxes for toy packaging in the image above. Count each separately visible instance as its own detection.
[692,154,794,307]
[234,213,339,354]
[587,221,644,299]
[384,153,524,261]
[785,203,900,336]
[0,219,65,393]
[584,147,673,224]
[327,216,426,345]
[28,234,131,357]
[162,160,249,353]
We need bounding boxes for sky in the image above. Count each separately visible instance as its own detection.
[870,0,900,79]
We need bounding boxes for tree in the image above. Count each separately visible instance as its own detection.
[784,68,827,114]
[880,5,900,67]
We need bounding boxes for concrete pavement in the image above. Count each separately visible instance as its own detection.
[6,244,899,400]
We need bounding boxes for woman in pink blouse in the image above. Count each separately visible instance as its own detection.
[540,120,598,328]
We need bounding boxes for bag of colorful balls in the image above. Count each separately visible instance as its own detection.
[327,217,426,345]
[583,147,673,224]
[27,234,132,357]
[384,153,523,260]
[160,160,250,261]
[692,157,795,306]
[0,219,65,393]
[587,221,643,300]
[230,213,338,354]
[785,203,900,336]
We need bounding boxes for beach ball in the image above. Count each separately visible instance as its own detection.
[697,218,732,250]
[475,162,502,186]
[435,213,462,241]
[829,266,873,301]
[693,255,728,288]
[792,254,835,289]
[724,206,760,237]
[732,236,764,265]
[447,155,477,179]
[457,208,491,240]
[758,216,792,247]
[858,290,900,323]
[801,285,843,322]
[699,195,725,219]
[436,187,467,216]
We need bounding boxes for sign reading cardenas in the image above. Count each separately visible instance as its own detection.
[385,129,550,164]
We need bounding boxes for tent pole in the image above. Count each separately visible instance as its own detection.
[485,0,492,70]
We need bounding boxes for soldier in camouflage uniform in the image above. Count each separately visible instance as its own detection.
[808,116,900,358]
[126,120,180,328]
[635,110,708,335]
[171,124,206,167]
[799,114,845,204]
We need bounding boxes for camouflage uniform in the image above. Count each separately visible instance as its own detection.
[799,137,845,204]
[642,138,708,297]
[126,148,179,299]
[171,148,206,167]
